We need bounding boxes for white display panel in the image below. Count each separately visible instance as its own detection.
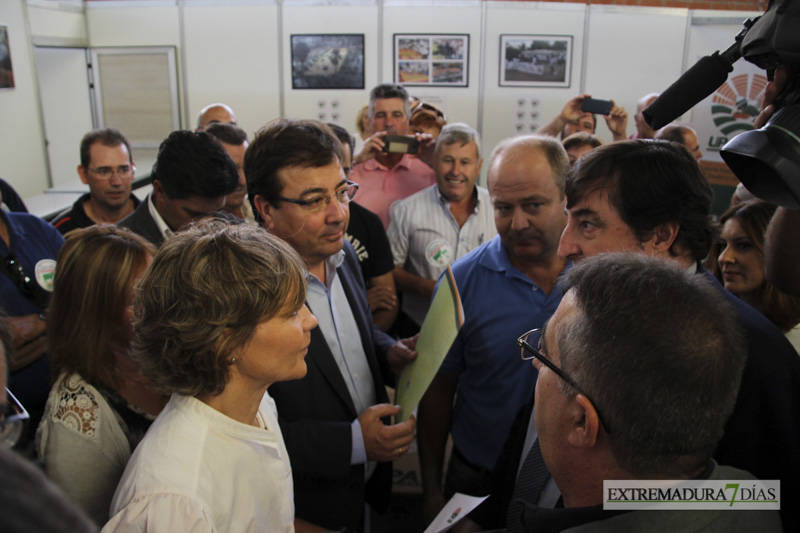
[481,1,586,184]
[584,5,688,142]
[382,0,482,134]
[282,3,379,131]
[183,2,281,136]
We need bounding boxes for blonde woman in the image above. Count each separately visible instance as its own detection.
[37,226,163,525]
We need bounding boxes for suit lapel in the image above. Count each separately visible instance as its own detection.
[305,298,358,416]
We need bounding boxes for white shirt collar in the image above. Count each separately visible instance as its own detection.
[148,193,174,241]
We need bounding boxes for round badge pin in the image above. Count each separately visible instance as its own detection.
[425,239,452,267]
[35,259,57,292]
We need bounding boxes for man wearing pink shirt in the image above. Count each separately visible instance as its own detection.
[352,84,436,229]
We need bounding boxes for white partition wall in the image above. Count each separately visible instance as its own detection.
[281,1,379,131]
[3,0,770,201]
[584,5,688,142]
[85,2,182,171]
[382,0,482,130]
[183,0,281,136]
[481,1,586,183]
[0,0,51,198]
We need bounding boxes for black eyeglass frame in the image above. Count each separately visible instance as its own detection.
[278,180,359,210]
[518,328,611,434]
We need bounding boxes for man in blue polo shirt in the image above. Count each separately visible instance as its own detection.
[418,135,571,523]
[0,200,64,450]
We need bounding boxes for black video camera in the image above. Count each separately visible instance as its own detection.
[643,0,800,208]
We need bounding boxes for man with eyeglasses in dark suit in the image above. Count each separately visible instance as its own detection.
[247,118,417,533]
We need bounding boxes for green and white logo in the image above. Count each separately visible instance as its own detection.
[707,73,768,153]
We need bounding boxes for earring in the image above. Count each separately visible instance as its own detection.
[229,357,237,365]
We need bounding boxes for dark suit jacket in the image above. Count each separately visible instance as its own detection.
[268,240,397,531]
[117,195,164,247]
[475,269,800,531]
[704,269,800,532]
[471,389,535,530]
[117,195,241,248]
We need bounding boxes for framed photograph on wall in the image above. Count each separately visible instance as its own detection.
[290,34,364,90]
[0,26,15,89]
[499,35,572,88]
[394,34,469,87]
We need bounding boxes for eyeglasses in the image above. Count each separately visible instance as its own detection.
[518,328,611,433]
[87,165,135,180]
[278,181,359,213]
[1,388,30,447]
[3,254,37,300]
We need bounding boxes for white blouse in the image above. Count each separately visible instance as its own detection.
[102,392,294,533]
[37,373,138,525]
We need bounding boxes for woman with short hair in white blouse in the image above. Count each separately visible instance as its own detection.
[103,220,317,533]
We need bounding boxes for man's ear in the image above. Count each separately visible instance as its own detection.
[567,394,602,449]
[645,221,680,256]
[151,179,166,206]
[77,165,89,185]
[253,195,274,231]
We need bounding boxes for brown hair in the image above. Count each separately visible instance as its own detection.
[562,131,602,152]
[566,140,713,261]
[48,226,156,389]
[133,219,308,397]
[706,200,800,332]
[355,104,369,135]
[80,128,132,168]
[245,118,343,208]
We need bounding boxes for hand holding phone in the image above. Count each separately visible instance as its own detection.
[581,98,614,116]
[382,135,419,155]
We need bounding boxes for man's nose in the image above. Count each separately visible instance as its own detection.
[510,206,529,231]
[558,222,580,261]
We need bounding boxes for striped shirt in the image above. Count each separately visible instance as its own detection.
[388,184,496,325]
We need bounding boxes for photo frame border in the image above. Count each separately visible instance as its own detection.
[499,34,573,88]
[290,33,365,90]
[393,33,470,88]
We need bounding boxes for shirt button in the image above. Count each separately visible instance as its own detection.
[532,286,538,291]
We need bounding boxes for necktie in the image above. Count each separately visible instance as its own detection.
[506,438,549,533]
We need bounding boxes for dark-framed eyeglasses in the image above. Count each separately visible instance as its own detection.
[518,328,611,433]
[278,180,359,213]
[1,388,30,447]
[3,254,37,300]
[87,164,135,181]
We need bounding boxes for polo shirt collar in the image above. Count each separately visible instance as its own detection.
[478,235,572,285]
[363,153,413,172]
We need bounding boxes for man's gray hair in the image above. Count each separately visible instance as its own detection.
[368,84,410,119]
[434,123,481,160]
[556,253,746,477]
